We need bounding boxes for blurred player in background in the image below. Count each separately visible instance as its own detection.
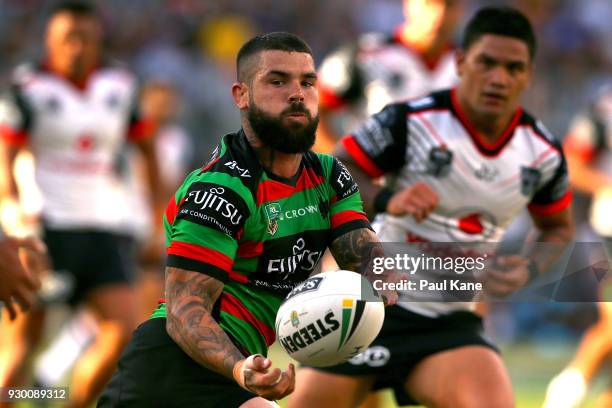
[132,79,193,319]
[290,7,574,408]
[542,83,612,408]
[0,2,163,407]
[314,0,464,153]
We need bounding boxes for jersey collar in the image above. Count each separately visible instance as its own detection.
[449,88,523,157]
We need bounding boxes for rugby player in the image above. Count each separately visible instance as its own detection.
[289,7,574,408]
[542,83,612,408]
[314,0,463,153]
[98,32,398,407]
[0,2,162,407]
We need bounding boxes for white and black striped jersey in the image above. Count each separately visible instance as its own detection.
[342,89,572,316]
[0,62,152,231]
[319,31,457,133]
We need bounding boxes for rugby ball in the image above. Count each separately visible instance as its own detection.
[275,270,384,367]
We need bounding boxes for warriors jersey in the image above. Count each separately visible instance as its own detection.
[342,89,571,316]
[318,31,457,133]
[153,130,370,356]
[0,63,151,231]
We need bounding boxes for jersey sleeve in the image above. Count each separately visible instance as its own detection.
[163,173,252,282]
[528,127,572,216]
[0,83,32,147]
[318,45,362,110]
[328,156,372,241]
[340,102,408,178]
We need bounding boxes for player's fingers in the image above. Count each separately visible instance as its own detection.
[249,355,270,372]
[495,255,527,268]
[483,280,515,297]
[253,367,282,387]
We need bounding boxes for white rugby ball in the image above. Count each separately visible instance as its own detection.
[275,270,384,367]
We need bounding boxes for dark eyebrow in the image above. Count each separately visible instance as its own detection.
[478,53,528,68]
[265,70,318,79]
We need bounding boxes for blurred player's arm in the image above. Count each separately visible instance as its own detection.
[133,133,165,220]
[563,111,611,195]
[0,139,20,202]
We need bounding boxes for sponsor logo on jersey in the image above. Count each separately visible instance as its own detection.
[178,182,247,237]
[267,238,323,279]
[285,276,323,300]
[224,160,251,178]
[474,163,499,182]
[348,346,391,367]
[332,159,359,199]
[520,167,541,196]
[278,311,340,353]
[445,208,498,241]
[281,204,320,220]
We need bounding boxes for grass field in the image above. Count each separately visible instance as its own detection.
[267,343,606,408]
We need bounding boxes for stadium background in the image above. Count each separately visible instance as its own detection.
[0,0,610,406]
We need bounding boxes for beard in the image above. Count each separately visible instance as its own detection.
[247,100,319,154]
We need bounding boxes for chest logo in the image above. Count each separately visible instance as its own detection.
[474,163,499,182]
[427,146,453,177]
[520,167,541,196]
[265,202,282,235]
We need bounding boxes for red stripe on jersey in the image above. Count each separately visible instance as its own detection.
[528,190,572,216]
[220,292,276,346]
[331,209,369,229]
[451,88,522,157]
[228,270,248,283]
[165,196,185,225]
[128,118,157,142]
[166,241,233,272]
[237,240,263,258]
[341,135,384,178]
[256,166,324,205]
[319,84,348,110]
[0,125,28,147]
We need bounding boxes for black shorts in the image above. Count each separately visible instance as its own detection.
[43,226,136,305]
[97,317,255,408]
[311,306,498,406]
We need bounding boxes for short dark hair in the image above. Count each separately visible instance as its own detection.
[236,32,313,82]
[462,7,536,59]
[50,1,97,18]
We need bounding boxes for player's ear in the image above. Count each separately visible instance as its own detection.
[455,49,466,77]
[231,82,249,109]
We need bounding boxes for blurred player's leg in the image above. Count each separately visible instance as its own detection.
[66,284,137,408]
[543,302,612,408]
[287,368,376,408]
[0,308,45,407]
[404,346,513,408]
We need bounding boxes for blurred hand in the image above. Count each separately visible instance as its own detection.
[0,236,45,319]
[386,182,438,221]
[482,255,529,298]
[233,354,295,400]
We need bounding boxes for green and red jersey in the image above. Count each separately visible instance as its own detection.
[152,130,371,356]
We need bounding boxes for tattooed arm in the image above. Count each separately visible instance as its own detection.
[165,267,296,399]
[165,267,243,378]
[329,228,399,305]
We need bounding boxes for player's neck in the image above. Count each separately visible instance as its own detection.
[455,92,518,142]
[243,126,303,179]
[45,58,97,88]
